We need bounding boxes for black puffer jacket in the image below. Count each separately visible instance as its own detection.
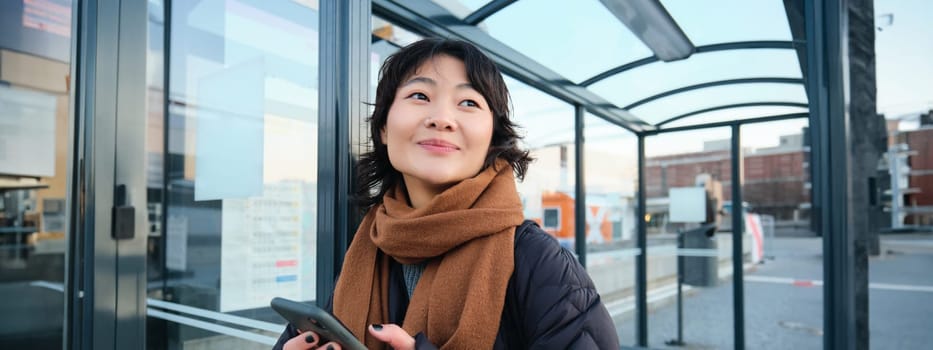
[274,220,619,349]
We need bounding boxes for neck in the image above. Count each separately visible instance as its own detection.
[401,175,450,209]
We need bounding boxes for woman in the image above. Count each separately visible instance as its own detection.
[276,38,619,349]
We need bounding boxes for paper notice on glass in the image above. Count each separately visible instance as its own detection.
[166,215,188,271]
[669,187,706,223]
[0,85,57,177]
[220,182,304,312]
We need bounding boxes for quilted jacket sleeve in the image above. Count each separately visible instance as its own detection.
[513,224,620,349]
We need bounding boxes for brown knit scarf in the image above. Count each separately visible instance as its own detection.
[333,159,525,350]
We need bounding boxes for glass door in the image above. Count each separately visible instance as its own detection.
[0,1,74,348]
[143,1,322,348]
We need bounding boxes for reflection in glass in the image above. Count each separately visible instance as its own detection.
[0,0,72,348]
[645,128,736,348]
[583,114,639,345]
[146,0,318,348]
[503,75,577,250]
[740,119,822,349]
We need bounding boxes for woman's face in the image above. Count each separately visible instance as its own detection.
[382,54,494,199]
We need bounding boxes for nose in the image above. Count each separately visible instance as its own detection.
[424,111,456,131]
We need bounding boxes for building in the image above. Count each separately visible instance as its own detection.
[892,111,933,225]
[645,132,811,232]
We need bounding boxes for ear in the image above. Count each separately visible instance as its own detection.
[380,127,387,145]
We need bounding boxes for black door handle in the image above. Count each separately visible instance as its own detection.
[112,184,135,240]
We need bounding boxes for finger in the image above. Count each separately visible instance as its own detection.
[319,341,342,350]
[283,331,319,350]
[368,323,415,350]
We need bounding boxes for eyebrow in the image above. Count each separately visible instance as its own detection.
[401,76,475,90]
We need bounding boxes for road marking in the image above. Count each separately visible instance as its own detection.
[745,275,933,293]
[30,280,65,292]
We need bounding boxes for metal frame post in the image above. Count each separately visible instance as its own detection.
[65,0,88,347]
[317,0,371,307]
[805,0,856,348]
[66,0,148,348]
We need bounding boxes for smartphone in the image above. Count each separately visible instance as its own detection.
[270,297,367,350]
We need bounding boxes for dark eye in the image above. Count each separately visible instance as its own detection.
[408,92,428,101]
[459,99,479,108]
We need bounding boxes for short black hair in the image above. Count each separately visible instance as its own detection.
[355,38,532,209]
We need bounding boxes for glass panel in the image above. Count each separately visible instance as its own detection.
[147,320,280,349]
[661,0,793,46]
[740,120,823,349]
[0,0,72,347]
[590,49,803,111]
[645,127,736,348]
[583,114,639,346]
[146,0,319,348]
[429,0,492,19]
[872,1,933,348]
[372,16,422,48]
[629,83,808,125]
[371,17,424,100]
[504,75,577,247]
[483,0,652,83]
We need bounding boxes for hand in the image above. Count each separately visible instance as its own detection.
[282,330,343,350]
[368,323,415,350]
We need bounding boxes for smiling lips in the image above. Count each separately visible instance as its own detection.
[417,139,459,153]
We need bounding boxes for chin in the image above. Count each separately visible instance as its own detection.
[417,172,464,188]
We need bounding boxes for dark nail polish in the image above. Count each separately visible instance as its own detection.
[305,334,315,343]
[372,324,384,331]
[327,345,334,350]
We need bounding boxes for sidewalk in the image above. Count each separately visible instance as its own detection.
[880,233,933,255]
[609,235,933,349]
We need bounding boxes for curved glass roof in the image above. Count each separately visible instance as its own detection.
[429,0,498,19]
[482,0,652,83]
[661,0,794,46]
[372,0,810,132]
[589,49,804,109]
[629,83,808,125]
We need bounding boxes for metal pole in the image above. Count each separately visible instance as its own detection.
[636,135,648,347]
[889,146,901,229]
[731,124,746,350]
[667,232,684,346]
[575,105,587,268]
[677,249,683,344]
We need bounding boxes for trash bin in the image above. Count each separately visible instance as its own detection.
[681,224,718,287]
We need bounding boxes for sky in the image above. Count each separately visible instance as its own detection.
[462,0,933,156]
[874,0,933,120]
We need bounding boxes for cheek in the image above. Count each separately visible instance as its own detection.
[383,108,405,142]
[471,119,495,155]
